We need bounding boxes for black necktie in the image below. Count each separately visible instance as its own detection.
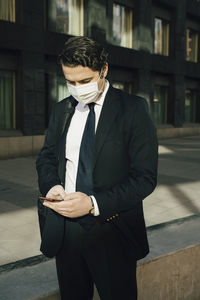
[75,103,96,230]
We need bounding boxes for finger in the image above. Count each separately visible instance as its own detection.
[46,194,62,200]
[43,200,53,208]
[64,192,80,201]
[46,185,67,200]
[46,189,62,199]
[59,188,67,199]
[43,201,62,214]
[43,200,70,211]
[43,201,72,218]
[43,200,62,208]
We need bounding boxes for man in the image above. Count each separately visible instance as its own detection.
[36,36,158,300]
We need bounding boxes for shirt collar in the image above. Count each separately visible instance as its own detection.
[95,79,110,107]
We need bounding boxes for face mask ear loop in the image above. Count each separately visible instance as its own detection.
[99,67,104,80]
[98,69,106,95]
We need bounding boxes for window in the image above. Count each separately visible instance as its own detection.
[113,3,133,48]
[185,89,198,123]
[57,75,70,101]
[112,82,133,94]
[186,29,198,62]
[112,82,125,90]
[0,0,15,22]
[46,73,70,126]
[154,18,169,56]
[48,0,84,35]
[152,86,168,124]
[48,73,70,104]
[0,70,16,130]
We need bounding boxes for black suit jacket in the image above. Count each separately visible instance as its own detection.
[36,86,158,259]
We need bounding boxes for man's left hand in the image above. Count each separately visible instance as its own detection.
[43,192,92,218]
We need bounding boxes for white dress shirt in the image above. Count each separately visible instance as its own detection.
[65,80,110,216]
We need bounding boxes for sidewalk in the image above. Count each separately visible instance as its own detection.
[0,135,200,265]
[0,135,200,299]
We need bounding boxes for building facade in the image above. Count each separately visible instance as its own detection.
[0,0,200,138]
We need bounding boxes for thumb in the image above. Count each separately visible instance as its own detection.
[58,186,67,199]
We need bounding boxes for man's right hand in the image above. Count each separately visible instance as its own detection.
[46,185,67,200]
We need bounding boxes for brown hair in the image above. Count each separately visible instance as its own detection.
[58,36,108,71]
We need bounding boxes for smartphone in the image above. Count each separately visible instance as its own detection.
[38,196,63,202]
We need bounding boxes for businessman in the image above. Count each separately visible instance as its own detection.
[36,36,158,300]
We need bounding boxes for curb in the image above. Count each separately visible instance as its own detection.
[0,254,50,274]
[29,290,60,300]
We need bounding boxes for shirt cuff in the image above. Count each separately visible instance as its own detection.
[90,195,100,216]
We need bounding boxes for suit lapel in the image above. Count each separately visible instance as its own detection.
[58,97,77,182]
[93,86,121,170]
[60,96,77,136]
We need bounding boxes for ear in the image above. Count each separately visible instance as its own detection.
[102,63,108,78]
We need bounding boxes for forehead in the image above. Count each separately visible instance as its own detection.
[62,65,98,81]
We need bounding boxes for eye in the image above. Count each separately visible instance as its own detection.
[80,79,91,84]
[66,80,75,85]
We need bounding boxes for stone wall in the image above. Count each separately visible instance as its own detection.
[137,244,200,300]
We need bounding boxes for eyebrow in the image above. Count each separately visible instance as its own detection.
[66,77,94,83]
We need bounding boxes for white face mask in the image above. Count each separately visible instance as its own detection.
[67,71,104,105]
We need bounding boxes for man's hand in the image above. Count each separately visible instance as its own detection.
[46,185,67,200]
[43,192,92,218]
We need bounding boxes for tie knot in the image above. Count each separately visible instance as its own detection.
[88,102,95,111]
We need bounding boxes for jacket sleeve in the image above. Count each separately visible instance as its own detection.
[36,104,62,196]
[93,99,158,220]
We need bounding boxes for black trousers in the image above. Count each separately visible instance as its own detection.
[56,219,137,300]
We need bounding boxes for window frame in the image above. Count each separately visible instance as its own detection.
[108,1,134,49]
[108,66,137,95]
[112,81,133,94]
[0,69,16,130]
[186,28,199,63]
[0,0,16,23]
[154,17,170,56]
[185,79,200,124]
[151,73,172,126]
[184,89,198,123]
[152,85,168,125]
[152,5,172,57]
[47,0,84,36]
[0,53,18,133]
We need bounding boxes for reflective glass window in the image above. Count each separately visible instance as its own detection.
[48,0,84,35]
[186,29,198,62]
[0,0,15,22]
[113,3,133,48]
[0,70,16,129]
[185,89,197,123]
[152,85,168,124]
[154,18,169,56]
[112,81,133,94]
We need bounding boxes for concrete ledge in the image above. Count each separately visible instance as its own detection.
[0,135,44,159]
[0,127,200,159]
[29,244,200,300]
[137,244,200,300]
[157,126,200,139]
[29,291,59,300]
